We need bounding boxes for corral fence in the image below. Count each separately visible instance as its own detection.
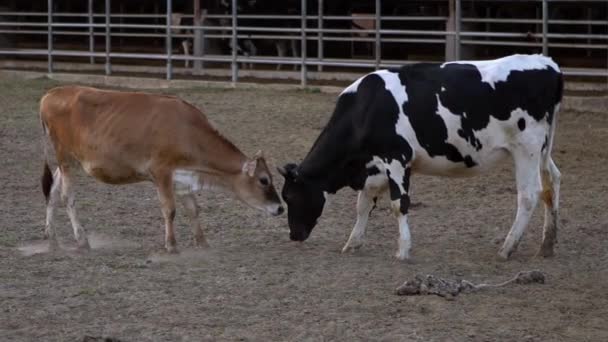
[0,0,606,86]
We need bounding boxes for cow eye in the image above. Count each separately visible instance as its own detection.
[259,177,269,186]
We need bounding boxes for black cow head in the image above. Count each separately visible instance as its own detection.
[277,163,326,242]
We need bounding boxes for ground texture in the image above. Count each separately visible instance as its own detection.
[1,77,607,341]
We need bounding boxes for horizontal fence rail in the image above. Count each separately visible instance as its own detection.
[0,0,606,83]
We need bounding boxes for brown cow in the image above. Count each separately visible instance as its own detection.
[40,85,283,253]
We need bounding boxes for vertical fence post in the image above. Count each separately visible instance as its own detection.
[231,0,238,84]
[88,0,94,64]
[317,0,323,72]
[374,0,381,69]
[166,0,173,80]
[119,3,125,46]
[445,0,454,61]
[455,0,461,60]
[542,0,548,56]
[585,7,592,57]
[300,0,307,87]
[193,0,203,72]
[47,0,53,73]
[105,0,111,75]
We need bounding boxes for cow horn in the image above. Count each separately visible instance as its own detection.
[277,165,287,177]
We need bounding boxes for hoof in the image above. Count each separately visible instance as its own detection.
[165,245,179,254]
[194,240,210,249]
[341,242,363,254]
[536,246,555,258]
[194,235,209,248]
[394,251,410,261]
[48,239,60,251]
[497,249,511,261]
[77,239,91,251]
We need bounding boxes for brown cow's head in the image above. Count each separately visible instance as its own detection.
[235,150,284,216]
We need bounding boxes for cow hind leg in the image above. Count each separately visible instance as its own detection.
[181,39,190,68]
[498,150,542,259]
[178,193,209,248]
[156,173,178,253]
[538,157,561,257]
[275,42,286,70]
[44,167,62,249]
[61,168,90,250]
[342,190,377,253]
[290,39,299,71]
[386,162,412,260]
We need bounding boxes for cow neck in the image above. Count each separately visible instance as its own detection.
[194,126,249,176]
[197,168,239,192]
[184,137,249,194]
[298,101,357,194]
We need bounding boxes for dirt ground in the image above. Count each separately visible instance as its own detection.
[1,77,607,342]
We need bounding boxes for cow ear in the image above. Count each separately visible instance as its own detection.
[243,159,257,177]
[278,163,298,180]
[277,165,288,178]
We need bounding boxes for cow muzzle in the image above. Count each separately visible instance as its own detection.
[289,229,310,242]
[267,204,285,216]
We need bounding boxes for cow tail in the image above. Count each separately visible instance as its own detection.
[40,108,53,204]
[542,72,563,166]
[42,160,53,204]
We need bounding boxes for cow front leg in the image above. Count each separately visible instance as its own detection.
[156,173,178,253]
[386,161,412,260]
[392,205,411,261]
[342,191,377,253]
[178,193,209,248]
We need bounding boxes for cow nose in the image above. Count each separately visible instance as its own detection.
[277,206,284,215]
[290,232,301,241]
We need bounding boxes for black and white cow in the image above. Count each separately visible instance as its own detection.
[278,54,563,261]
[217,0,300,70]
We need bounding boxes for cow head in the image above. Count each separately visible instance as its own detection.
[278,163,326,241]
[235,150,284,216]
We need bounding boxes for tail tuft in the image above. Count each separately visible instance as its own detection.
[42,162,53,203]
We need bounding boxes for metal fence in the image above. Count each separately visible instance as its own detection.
[0,0,606,86]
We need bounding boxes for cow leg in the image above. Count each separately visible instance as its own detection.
[538,157,561,257]
[61,168,90,250]
[44,167,62,249]
[498,150,542,259]
[239,39,256,70]
[386,161,412,260]
[156,173,178,253]
[275,42,286,70]
[182,39,190,68]
[341,190,377,253]
[177,193,209,248]
[290,39,298,71]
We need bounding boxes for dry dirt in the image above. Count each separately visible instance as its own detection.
[1,77,607,342]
